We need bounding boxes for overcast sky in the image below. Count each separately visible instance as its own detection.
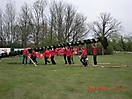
[0,0,132,35]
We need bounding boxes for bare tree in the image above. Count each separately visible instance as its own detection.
[3,1,16,46]
[49,1,88,43]
[88,13,122,54]
[31,0,47,47]
[88,13,122,38]
[49,1,65,43]
[18,3,33,47]
[0,9,5,46]
[70,13,88,42]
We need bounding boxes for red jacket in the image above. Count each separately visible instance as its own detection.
[66,48,71,57]
[31,50,36,56]
[23,48,29,55]
[63,48,68,55]
[70,48,74,56]
[81,47,87,58]
[50,49,56,56]
[44,49,51,58]
[55,48,61,55]
[93,47,97,55]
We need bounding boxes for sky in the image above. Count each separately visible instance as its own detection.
[0,0,132,35]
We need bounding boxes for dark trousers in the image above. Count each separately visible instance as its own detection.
[29,55,33,64]
[22,54,28,64]
[51,56,56,64]
[64,54,67,64]
[93,55,97,65]
[80,57,87,67]
[44,57,50,65]
[67,56,71,65]
[32,56,37,64]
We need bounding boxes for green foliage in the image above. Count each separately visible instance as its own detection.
[40,34,58,47]
[104,45,114,55]
[99,37,108,49]
[97,43,103,55]
[86,44,92,55]
[125,42,132,51]
[110,34,132,52]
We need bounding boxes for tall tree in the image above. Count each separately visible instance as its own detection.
[64,4,88,42]
[123,33,132,51]
[3,1,16,46]
[49,1,65,43]
[18,3,33,47]
[88,13,122,54]
[31,0,47,47]
[49,1,88,43]
[0,9,5,46]
[88,13,122,38]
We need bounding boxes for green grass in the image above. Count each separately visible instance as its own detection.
[0,53,132,99]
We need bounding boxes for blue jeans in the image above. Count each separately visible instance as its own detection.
[22,54,28,64]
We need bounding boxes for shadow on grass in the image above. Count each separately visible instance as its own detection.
[7,62,21,64]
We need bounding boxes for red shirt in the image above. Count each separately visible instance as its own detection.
[93,47,97,55]
[44,50,51,58]
[63,48,68,55]
[81,47,87,58]
[66,48,71,57]
[23,48,28,55]
[55,48,61,55]
[50,50,56,56]
[31,50,36,56]
[70,48,74,56]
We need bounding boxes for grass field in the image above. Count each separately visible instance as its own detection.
[0,53,132,99]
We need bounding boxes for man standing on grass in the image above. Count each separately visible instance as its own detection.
[44,48,51,65]
[80,47,87,67]
[91,43,97,66]
[22,47,29,65]
[66,47,71,65]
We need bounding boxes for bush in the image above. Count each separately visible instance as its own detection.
[104,45,114,55]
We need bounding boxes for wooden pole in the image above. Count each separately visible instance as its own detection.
[28,56,37,66]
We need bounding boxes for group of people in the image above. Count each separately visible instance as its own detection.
[63,46,74,65]
[22,47,56,65]
[22,43,98,66]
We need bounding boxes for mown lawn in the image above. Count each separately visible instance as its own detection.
[0,53,132,99]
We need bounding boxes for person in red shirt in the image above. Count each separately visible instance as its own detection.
[22,47,29,65]
[80,47,87,67]
[31,49,38,64]
[50,48,56,65]
[66,46,71,65]
[44,48,51,65]
[91,43,97,66]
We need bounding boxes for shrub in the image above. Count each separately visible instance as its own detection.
[104,45,114,55]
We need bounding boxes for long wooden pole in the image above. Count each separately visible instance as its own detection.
[28,56,37,66]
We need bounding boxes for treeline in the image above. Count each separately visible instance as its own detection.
[0,0,88,48]
[110,34,132,52]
